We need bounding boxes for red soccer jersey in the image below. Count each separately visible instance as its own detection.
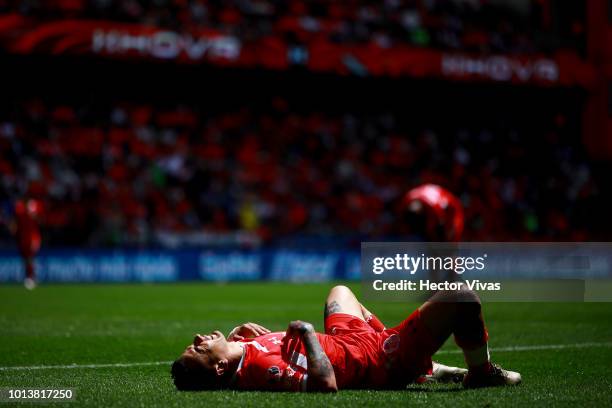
[233,332,308,391]
[403,184,464,241]
[232,330,390,391]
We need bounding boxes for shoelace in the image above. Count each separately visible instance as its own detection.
[490,363,505,377]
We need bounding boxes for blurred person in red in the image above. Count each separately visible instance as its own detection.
[13,199,42,290]
[401,184,465,286]
[402,184,464,242]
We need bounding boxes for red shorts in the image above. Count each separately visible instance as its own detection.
[323,310,435,388]
[18,230,41,257]
[383,309,435,386]
[324,313,373,336]
[18,239,40,258]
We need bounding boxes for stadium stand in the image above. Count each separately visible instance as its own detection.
[0,96,602,247]
[0,0,606,249]
[0,0,585,54]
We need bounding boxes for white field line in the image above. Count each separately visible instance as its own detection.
[1,341,611,371]
[0,361,173,371]
[435,341,612,355]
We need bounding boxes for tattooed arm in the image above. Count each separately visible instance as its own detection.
[286,320,338,392]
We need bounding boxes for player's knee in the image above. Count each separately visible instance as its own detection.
[428,287,481,305]
[457,287,481,304]
[329,285,353,299]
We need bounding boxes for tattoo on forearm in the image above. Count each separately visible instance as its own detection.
[324,301,342,318]
[303,332,335,380]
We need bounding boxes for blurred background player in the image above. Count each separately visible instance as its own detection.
[402,184,464,243]
[13,199,41,289]
[401,184,464,285]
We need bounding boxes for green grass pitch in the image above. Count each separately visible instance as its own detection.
[1,283,611,407]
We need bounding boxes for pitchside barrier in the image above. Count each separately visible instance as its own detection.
[1,243,610,301]
[0,248,361,283]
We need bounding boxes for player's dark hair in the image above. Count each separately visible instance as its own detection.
[171,356,222,391]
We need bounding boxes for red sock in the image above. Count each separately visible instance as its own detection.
[468,361,493,374]
[25,259,35,280]
[366,314,386,332]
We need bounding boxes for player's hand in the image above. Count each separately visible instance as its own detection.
[285,320,314,337]
[227,322,271,341]
[282,321,314,362]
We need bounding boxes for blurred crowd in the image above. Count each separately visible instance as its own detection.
[2,0,584,54]
[0,97,600,248]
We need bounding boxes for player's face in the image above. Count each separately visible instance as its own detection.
[182,330,228,367]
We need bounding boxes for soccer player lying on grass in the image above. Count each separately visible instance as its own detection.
[171,285,521,392]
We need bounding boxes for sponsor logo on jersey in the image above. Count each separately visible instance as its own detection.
[383,334,401,354]
[267,366,281,383]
